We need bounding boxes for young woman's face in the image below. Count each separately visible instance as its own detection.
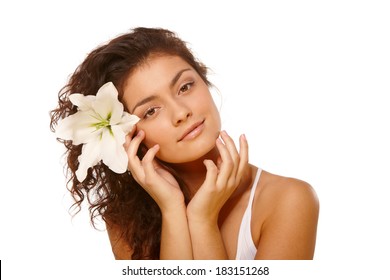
[122,55,221,163]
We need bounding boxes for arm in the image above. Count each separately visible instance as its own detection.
[255,180,319,259]
[187,216,228,259]
[187,132,248,259]
[160,205,193,259]
[106,208,192,260]
[126,130,193,259]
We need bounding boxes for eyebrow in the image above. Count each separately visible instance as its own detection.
[131,68,192,113]
[170,68,191,89]
[130,95,158,113]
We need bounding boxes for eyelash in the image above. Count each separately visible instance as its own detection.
[142,81,195,119]
[179,81,194,94]
[143,107,159,119]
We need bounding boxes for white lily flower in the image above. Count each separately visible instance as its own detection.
[56,82,140,182]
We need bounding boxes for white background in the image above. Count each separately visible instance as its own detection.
[1,0,389,279]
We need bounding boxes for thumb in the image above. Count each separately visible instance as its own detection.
[203,159,218,186]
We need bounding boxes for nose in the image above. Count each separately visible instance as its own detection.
[171,99,192,126]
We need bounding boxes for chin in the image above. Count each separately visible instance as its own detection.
[159,138,217,164]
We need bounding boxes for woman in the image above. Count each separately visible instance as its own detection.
[50,27,319,260]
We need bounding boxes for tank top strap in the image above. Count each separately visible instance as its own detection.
[248,168,261,209]
[235,168,262,260]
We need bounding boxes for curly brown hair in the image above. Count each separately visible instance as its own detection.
[49,27,211,259]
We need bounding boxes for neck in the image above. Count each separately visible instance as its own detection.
[169,146,220,197]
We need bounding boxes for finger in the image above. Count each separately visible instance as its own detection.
[220,131,240,175]
[128,124,137,138]
[124,134,131,151]
[124,125,137,150]
[216,156,223,170]
[215,137,234,185]
[142,144,159,165]
[126,130,145,177]
[126,130,144,159]
[141,144,160,186]
[236,134,249,181]
[203,159,218,187]
[220,131,239,155]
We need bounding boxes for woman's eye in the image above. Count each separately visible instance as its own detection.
[143,107,157,119]
[179,82,194,94]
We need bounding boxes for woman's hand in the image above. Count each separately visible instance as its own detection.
[125,128,184,213]
[187,131,249,225]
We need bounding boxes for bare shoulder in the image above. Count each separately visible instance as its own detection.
[252,170,319,259]
[257,170,319,213]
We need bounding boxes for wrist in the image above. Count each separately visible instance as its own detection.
[186,211,218,227]
[161,202,187,218]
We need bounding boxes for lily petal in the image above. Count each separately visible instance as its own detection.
[76,139,102,181]
[93,82,122,122]
[101,126,128,174]
[118,112,140,134]
[109,97,124,125]
[56,110,101,145]
[69,94,95,111]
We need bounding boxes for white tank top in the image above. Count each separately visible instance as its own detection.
[235,168,262,260]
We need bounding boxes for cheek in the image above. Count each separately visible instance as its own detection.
[138,122,170,149]
[141,131,159,148]
[199,93,221,126]
[197,87,218,109]
[143,134,176,162]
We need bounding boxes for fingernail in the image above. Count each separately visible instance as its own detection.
[241,134,247,141]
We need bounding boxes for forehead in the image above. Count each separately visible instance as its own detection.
[130,55,190,84]
[122,55,193,106]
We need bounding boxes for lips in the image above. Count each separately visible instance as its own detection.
[178,120,205,142]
